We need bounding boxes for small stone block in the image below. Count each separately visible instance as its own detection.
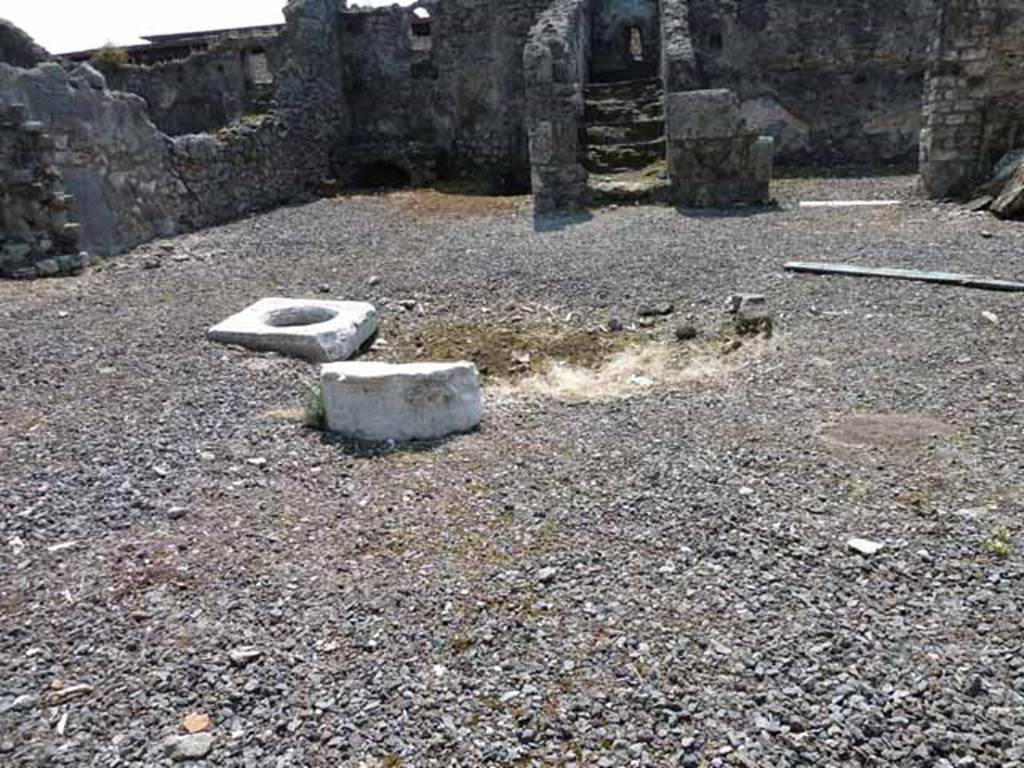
[847,538,884,556]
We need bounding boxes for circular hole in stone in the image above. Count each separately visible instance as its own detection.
[264,306,338,327]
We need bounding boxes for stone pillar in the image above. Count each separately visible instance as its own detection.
[524,0,590,214]
[660,0,698,93]
[666,89,773,207]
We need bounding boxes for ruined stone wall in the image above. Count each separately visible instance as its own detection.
[333,4,444,184]
[0,0,342,259]
[0,62,182,255]
[0,103,85,278]
[688,0,938,167]
[920,0,1024,197]
[276,0,346,183]
[101,40,278,136]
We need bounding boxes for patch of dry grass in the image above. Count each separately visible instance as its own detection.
[495,337,772,403]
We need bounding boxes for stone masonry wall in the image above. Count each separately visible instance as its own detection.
[0,103,85,278]
[432,0,553,190]
[101,40,277,137]
[920,0,1024,197]
[589,0,661,82]
[688,0,939,167]
[334,3,444,184]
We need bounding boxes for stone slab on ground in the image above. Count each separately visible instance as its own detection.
[320,361,482,442]
[207,298,377,362]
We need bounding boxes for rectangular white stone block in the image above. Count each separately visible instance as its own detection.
[320,361,482,442]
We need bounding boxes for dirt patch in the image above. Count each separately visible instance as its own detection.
[820,413,957,449]
[377,319,632,381]
[341,186,530,220]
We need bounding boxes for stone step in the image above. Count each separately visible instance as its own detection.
[584,77,662,103]
[586,138,666,174]
[586,119,665,146]
[584,98,663,124]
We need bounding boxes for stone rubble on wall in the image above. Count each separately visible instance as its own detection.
[665,88,773,207]
[0,103,87,278]
[524,0,590,213]
[0,18,49,69]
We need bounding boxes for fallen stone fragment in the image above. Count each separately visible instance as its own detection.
[321,361,482,442]
[729,293,773,336]
[167,506,188,520]
[637,302,674,317]
[228,647,263,667]
[47,683,93,704]
[675,324,699,341]
[537,566,559,584]
[725,293,766,316]
[163,733,214,762]
[0,694,37,714]
[847,538,884,556]
[991,167,1024,219]
[182,712,211,734]
[207,298,377,363]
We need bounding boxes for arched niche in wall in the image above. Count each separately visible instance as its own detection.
[409,5,433,52]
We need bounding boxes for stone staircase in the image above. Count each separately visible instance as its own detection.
[584,77,665,175]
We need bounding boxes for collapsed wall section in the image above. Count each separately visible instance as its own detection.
[0,18,49,68]
[0,103,84,277]
[0,62,182,256]
[920,0,1024,198]
[100,39,280,137]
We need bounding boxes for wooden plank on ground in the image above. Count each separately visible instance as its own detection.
[784,261,1024,292]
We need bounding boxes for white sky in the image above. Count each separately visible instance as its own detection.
[2,0,407,54]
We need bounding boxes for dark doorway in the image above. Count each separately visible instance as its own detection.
[353,161,411,189]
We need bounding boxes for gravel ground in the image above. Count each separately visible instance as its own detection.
[2,175,1023,767]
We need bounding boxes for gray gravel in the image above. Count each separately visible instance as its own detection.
[2,176,1023,766]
